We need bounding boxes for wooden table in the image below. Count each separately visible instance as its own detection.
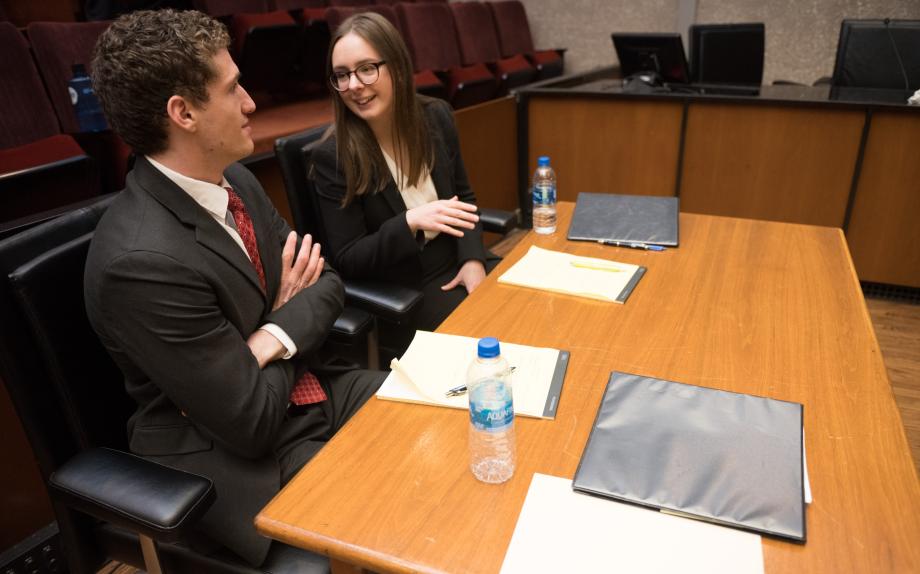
[256,203,920,573]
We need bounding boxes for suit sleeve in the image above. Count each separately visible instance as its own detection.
[96,250,296,460]
[227,162,345,356]
[431,100,488,265]
[311,141,421,279]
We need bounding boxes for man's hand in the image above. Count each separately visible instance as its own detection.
[273,231,323,311]
[405,196,479,238]
[441,259,486,294]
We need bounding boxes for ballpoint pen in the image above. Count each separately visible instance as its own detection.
[445,366,516,397]
[599,239,666,252]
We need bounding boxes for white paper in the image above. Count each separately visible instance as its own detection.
[376,331,561,419]
[498,245,641,302]
[804,429,812,504]
[501,474,764,574]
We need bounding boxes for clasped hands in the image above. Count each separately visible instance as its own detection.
[247,231,323,368]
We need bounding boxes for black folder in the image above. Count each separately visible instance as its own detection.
[573,372,806,541]
[567,193,679,247]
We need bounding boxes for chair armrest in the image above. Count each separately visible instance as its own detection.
[49,447,215,543]
[344,280,423,324]
[480,208,518,235]
[329,306,375,343]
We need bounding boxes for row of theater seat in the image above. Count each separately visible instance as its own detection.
[0,20,131,234]
[0,1,563,232]
[194,0,565,108]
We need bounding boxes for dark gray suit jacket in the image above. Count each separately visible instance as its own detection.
[85,157,344,565]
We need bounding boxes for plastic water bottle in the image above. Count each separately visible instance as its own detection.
[69,64,107,132]
[532,156,557,234]
[467,337,515,484]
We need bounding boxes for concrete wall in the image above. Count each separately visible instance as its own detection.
[516,0,920,85]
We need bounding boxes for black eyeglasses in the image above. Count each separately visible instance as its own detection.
[329,61,386,92]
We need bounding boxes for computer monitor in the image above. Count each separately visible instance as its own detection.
[831,19,920,102]
[689,23,765,85]
[611,33,690,85]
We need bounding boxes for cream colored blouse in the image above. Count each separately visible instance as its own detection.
[382,148,439,242]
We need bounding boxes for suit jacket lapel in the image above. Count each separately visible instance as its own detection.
[379,177,406,216]
[134,157,267,298]
[429,138,453,200]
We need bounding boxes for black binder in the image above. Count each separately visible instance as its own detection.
[567,193,679,247]
[573,372,806,541]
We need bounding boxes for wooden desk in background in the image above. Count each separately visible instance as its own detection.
[256,203,920,573]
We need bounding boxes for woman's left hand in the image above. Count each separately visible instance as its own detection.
[441,260,487,294]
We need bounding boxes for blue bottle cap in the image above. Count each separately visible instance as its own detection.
[537,156,550,167]
[477,337,500,358]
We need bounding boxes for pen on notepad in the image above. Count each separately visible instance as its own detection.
[445,366,516,397]
[599,239,666,252]
[569,260,624,272]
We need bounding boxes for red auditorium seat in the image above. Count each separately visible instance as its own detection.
[194,0,303,97]
[193,0,265,15]
[396,2,496,108]
[271,0,327,22]
[0,22,99,228]
[324,5,402,35]
[488,0,565,80]
[27,21,132,192]
[450,1,536,95]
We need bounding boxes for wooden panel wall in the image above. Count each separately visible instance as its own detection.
[680,103,865,227]
[527,97,683,200]
[454,96,519,213]
[846,112,920,287]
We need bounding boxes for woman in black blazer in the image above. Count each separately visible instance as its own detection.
[311,12,498,333]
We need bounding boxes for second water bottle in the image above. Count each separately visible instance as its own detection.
[532,155,557,235]
[467,337,515,484]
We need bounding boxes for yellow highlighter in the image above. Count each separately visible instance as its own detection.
[569,260,624,272]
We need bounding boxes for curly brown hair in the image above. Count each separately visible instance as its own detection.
[91,9,230,156]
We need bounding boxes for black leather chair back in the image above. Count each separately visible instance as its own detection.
[8,232,132,453]
[0,195,120,572]
[0,195,331,574]
[274,124,329,239]
[0,195,116,478]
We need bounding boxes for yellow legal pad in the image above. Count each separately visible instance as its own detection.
[497,246,646,303]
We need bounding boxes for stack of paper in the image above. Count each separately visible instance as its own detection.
[501,474,764,574]
[498,246,646,303]
[376,331,569,419]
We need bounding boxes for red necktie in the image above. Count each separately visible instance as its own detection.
[225,188,266,292]
[225,187,326,405]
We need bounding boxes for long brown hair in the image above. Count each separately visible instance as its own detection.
[326,12,433,206]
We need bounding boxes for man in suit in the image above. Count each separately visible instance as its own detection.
[84,9,385,566]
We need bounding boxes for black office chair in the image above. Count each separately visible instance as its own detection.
[0,196,330,573]
[276,127,423,364]
[830,19,920,102]
[275,126,517,358]
[688,23,765,87]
